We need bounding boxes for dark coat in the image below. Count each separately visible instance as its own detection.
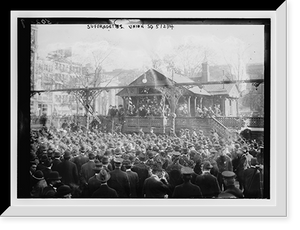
[80,161,95,185]
[131,162,149,197]
[224,185,244,198]
[165,163,183,194]
[91,184,118,198]
[51,158,62,172]
[243,167,261,198]
[126,170,139,198]
[195,172,221,198]
[107,168,131,198]
[215,155,233,173]
[57,159,79,186]
[71,155,89,174]
[87,175,101,197]
[172,181,202,198]
[142,176,170,198]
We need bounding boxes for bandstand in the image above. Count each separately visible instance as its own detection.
[117,69,239,137]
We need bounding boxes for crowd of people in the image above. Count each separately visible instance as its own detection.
[195,104,222,118]
[29,125,264,199]
[127,97,168,117]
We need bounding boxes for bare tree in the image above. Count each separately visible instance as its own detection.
[45,46,122,129]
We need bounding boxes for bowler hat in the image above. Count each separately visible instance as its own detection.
[93,160,103,171]
[54,151,61,158]
[56,185,72,197]
[32,170,44,180]
[47,171,62,181]
[102,156,109,164]
[122,159,132,167]
[64,150,72,159]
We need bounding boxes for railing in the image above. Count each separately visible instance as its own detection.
[124,116,223,135]
[215,117,243,129]
[247,117,264,127]
[216,116,264,129]
[209,116,233,138]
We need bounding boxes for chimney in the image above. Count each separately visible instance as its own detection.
[201,54,210,83]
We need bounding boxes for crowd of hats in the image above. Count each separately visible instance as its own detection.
[30,125,263,177]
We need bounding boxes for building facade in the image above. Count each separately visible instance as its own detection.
[31,57,85,117]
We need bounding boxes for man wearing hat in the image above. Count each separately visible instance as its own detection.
[79,152,96,187]
[101,155,113,172]
[71,148,89,175]
[107,158,131,198]
[195,161,221,198]
[30,170,48,198]
[165,152,183,195]
[92,169,118,198]
[123,159,139,198]
[131,153,150,198]
[86,160,103,197]
[56,150,79,186]
[172,167,202,198]
[42,171,63,198]
[142,163,170,198]
[220,171,244,198]
[215,149,233,190]
[243,157,262,198]
[56,185,72,198]
[51,151,62,172]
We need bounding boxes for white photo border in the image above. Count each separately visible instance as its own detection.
[7,4,287,217]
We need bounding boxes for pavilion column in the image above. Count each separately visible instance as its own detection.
[236,98,239,116]
[193,96,197,116]
[187,96,191,116]
[122,97,127,115]
[221,97,226,116]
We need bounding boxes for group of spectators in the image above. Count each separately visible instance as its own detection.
[127,97,168,117]
[29,125,264,199]
[196,104,222,118]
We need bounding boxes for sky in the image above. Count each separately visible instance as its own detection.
[36,23,264,72]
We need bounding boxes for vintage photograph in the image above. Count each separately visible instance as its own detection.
[28,18,268,199]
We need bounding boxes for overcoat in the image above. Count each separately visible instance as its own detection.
[195,172,221,198]
[172,181,202,198]
[126,170,139,198]
[91,184,118,198]
[57,159,79,186]
[107,168,131,198]
[80,161,96,184]
[142,176,170,198]
[131,162,149,197]
[243,167,261,198]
